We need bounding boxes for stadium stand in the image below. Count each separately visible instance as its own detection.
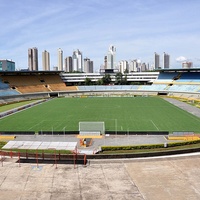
[157,72,179,80]
[39,74,67,91]
[139,84,168,91]
[1,69,200,98]
[0,89,20,96]
[0,73,70,94]
[78,85,140,91]
[176,72,200,82]
[0,78,19,96]
[168,84,200,92]
[0,78,9,89]
[1,75,49,93]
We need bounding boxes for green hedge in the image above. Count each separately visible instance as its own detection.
[101,140,200,151]
[0,141,7,149]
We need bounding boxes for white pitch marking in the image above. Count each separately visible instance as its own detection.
[150,120,159,130]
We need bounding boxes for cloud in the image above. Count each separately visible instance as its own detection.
[176,56,187,62]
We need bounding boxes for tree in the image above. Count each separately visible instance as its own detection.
[124,69,129,74]
[122,74,127,85]
[85,77,92,85]
[115,72,127,85]
[102,74,112,85]
[96,79,103,85]
[115,72,123,85]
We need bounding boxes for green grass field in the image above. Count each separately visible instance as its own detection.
[1,96,200,133]
[0,100,38,113]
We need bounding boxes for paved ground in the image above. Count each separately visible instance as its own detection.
[164,98,200,118]
[0,153,200,200]
[14,134,176,154]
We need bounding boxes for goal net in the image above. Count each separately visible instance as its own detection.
[79,122,105,136]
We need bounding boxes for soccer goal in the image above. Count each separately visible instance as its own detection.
[79,122,105,136]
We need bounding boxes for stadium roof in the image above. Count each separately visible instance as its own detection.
[0,71,63,76]
[156,68,200,72]
[2,141,77,151]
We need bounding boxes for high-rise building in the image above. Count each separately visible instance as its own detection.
[141,63,147,72]
[0,59,15,71]
[154,52,160,69]
[42,50,50,71]
[119,60,128,73]
[107,45,116,69]
[72,49,83,72]
[129,60,138,72]
[182,62,193,68]
[57,48,63,71]
[163,52,170,69]
[84,58,93,73]
[65,56,73,72]
[28,47,38,71]
[104,56,107,69]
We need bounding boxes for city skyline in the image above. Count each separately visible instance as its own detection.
[1,1,200,71]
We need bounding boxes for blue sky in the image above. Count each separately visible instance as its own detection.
[1,0,200,71]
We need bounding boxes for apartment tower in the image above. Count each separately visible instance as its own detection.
[42,50,50,71]
[28,47,38,71]
[84,58,93,73]
[65,56,73,72]
[72,49,83,72]
[154,52,160,69]
[163,52,170,69]
[107,45,116,69]
[57,48,63,71]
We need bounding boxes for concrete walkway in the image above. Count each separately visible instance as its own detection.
[1,153,200,200]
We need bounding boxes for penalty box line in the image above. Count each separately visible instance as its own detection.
[28,120,45,130]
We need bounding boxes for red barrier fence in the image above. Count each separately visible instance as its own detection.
[0,150,87,168]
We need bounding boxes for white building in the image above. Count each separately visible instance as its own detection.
[119,60,128,73]
[129,60,138,72]
[42,50,50,71]
[84,58,93,73]
[57,48,63,71]
[72,49,83,72]
[107,45,116,69]
[182,62,193,68]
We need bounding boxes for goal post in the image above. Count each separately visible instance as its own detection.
[79,122,105,136]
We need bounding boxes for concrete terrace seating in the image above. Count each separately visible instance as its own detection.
[0,78,20,96]
[2,75,40,86]
[121,85,139,90]
[0,89,20,96]
[157,72,179,80]
[79,84,169,92]
[16,85,50,93]
[1,75,51,94]
[39,74,67,91]
[139,84,167,91]
[1,74,71,94]
[176,72,200,83]
[0,78,9,89]
[168,84,200,92]
[78,85,140,91]
[64,86,78,91]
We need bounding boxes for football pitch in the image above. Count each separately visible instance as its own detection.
[1,96,200,133]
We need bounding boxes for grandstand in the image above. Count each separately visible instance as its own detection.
[0,71,68,95]
[0,77,19,97]
[1,68,200,102]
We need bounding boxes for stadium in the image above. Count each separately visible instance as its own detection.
[1,69,200,199]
